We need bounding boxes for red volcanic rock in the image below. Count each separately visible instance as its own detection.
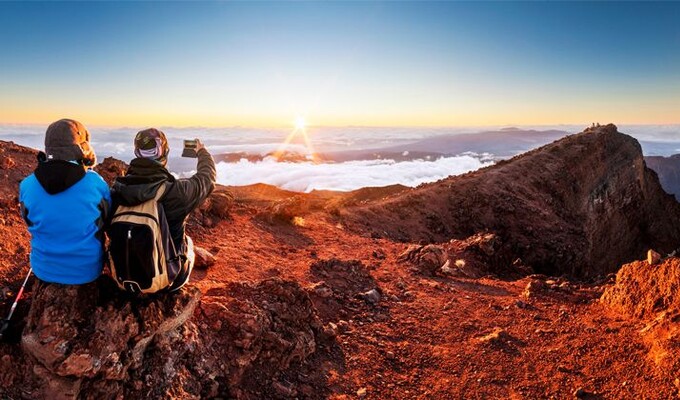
[0,156,15,170]
[197,188,234,221]
[398,232,525,278]
[647,249,662,265]
[602,257,680,374]
[194,246,216,268]
[93,157,128,186]
[258,195,307,224]
[398,244,448,275]
[21,278,201,399]
[343,124,680,278]
[194,279,324,398]
[14,274,325,399]
[602,257,680,320]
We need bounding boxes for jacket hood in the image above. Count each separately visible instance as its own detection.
[112,180,166,206]
[112,157,175,206]
[34,158,86,195]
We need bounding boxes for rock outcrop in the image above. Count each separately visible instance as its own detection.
[398,232,528,278]
[196,188,235,227]
[10,276,326,399]
[21,277,201,399]
[94,157,128,186]
[195,279,324,398]
[602,257,680,374]
[194,246,216,268]
[343,124,680,278]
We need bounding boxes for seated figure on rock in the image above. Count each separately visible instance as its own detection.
[108,128,216,293]
[20,119,110,285]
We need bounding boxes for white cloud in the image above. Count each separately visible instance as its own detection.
[215,156,493,192]
[209,143,308,155]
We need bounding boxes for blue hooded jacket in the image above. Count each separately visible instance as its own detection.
[19,160,111,284]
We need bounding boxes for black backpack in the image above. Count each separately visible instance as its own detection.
[108,184,181,294]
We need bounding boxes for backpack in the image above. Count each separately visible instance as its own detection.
[108,184,181,294]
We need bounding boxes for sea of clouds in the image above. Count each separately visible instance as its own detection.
[3,123,680,192]
[213,155,492,192]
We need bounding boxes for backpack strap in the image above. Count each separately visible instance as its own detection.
[153,182,168,202]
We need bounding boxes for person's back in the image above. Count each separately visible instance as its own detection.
[111,128,216,291]
[19,119,110,284]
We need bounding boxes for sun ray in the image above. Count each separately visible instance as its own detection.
[273,117,318,162]
[300,129,318,162]
[273,128,300,161]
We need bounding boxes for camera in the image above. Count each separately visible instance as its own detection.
[182,139,198,158]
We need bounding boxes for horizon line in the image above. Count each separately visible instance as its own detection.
[2,121,680,131]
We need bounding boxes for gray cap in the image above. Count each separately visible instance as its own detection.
[44,119,96,165]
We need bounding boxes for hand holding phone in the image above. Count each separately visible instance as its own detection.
[182,139,204,158]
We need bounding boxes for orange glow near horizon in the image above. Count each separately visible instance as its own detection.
[1,106,679,129]
[272,117,318,162]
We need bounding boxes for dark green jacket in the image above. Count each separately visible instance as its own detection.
[111,148,216,252]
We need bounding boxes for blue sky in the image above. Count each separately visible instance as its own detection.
[0,1,678,127]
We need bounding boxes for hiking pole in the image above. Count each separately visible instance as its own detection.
[0,267,32,341]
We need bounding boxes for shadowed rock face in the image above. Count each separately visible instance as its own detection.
[645,154,680,200]
[342,124,680,278]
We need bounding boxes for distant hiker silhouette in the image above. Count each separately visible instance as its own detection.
[109,128,216,293]
[20,119,111,284]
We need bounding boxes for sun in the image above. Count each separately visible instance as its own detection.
[294,116,306,131]
[273,115,318,162]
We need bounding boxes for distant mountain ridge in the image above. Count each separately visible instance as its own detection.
[209,128,571,165]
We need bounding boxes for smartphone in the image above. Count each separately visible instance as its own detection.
[182,139,198,158]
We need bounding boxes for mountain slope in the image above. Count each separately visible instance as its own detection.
[341,124,680,277]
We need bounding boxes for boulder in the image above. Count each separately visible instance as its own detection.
[258,195,307,224]
[93,157,128,186]
[522,279,549,299]
[0,156,15,170]
[194,246,216,269]
[398,244,448,275]
[647,249,662,266]
[21,277,201,399]
[200,189,234,220]
[14,276,328,399]
[398,232,522,278]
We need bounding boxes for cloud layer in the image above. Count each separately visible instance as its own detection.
[215,156,492,192]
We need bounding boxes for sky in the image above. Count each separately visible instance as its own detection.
[0,2,679,128]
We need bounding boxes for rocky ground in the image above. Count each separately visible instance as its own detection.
[0,125,679,399]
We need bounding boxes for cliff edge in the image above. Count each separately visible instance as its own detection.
[341,124,680,278]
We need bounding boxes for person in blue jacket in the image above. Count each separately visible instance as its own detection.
[19,119,111,284]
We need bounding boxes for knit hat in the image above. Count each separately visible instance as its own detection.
[134,128,169,166]
[44,119,96,166]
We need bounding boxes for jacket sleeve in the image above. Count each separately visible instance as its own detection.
[95,175,112,245]
[18,181,32,227]
[172,148,217,214]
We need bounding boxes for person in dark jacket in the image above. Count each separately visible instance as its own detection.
[111,128,216,291]
[19,119,111,284]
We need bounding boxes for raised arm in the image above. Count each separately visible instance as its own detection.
[172,139,217,213]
